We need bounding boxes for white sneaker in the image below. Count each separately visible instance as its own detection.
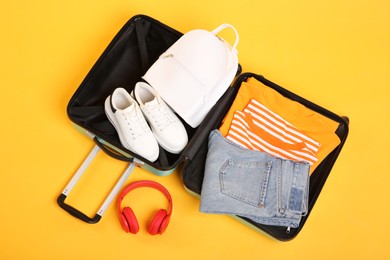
[104,88,159,162]
[133,82,188,154]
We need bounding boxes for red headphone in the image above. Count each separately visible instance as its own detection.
[117,180,173,235]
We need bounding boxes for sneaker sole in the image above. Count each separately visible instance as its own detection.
[153,131,185,154]
[104,97,132,150]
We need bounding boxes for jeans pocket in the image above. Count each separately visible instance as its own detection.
[219,158,272,208]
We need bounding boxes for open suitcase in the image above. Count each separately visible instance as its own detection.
[58,14,349,241]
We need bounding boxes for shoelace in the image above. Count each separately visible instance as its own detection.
[146,100,175,131]
[121,106,150,139]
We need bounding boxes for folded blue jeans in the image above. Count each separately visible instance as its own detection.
[200,130,310,228]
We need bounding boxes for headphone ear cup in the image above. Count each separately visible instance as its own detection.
[119,212,130,233]
[159,212,171,234]
[148,209,168,235]
[122,207,139,234]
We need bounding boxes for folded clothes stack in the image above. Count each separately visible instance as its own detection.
[200,77,341,228]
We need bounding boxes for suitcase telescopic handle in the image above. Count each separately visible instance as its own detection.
[57,194,102,224]
[57,145,135,224]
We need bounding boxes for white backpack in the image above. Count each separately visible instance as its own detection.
[143,24,239,128]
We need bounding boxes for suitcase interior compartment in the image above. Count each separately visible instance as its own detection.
[67,15,200,170]
[181,72,349,241]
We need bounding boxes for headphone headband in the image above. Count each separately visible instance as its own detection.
[117,180,173,217]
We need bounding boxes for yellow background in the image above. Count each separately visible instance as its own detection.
[1,0,389,259]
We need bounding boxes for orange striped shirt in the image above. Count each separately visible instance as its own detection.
[226,99,321,165]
